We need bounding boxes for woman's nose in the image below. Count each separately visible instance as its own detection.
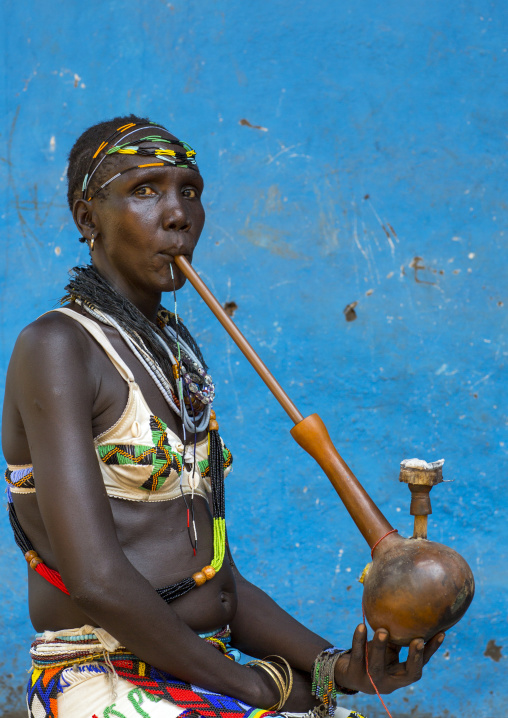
[162,195,190,231]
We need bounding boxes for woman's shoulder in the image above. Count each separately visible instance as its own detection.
[13,308,94,368]
[4,308,99,428]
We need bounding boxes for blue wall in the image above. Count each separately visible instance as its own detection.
[1,1,506,715]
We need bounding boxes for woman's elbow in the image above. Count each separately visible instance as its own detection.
[64,560,125,611]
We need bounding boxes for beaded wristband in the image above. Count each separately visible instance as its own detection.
[311,647,358,717]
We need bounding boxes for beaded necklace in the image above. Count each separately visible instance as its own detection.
[77,301,214,434]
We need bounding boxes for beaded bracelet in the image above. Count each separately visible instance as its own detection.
[246,655,293,712]
[311,647,358,718]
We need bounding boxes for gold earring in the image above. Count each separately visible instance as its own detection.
[90,233,95,252]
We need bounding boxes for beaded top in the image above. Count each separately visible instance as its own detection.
[6,309,232,503]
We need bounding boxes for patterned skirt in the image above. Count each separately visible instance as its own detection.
[26,625,366,718]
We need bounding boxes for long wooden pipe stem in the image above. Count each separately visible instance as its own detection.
[174,255,303,424]
[175,255,394,547]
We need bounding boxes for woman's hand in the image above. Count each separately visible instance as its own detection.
[334,624,445,695]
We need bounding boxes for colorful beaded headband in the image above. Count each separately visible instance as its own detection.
[82,121,198,201]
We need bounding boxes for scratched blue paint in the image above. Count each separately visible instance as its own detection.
[0,1,506,715]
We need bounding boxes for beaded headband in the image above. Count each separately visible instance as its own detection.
[82,121,198,202]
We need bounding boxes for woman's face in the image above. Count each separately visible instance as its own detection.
[77,132,205,301]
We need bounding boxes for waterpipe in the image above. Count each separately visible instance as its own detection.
[174,255,474,646]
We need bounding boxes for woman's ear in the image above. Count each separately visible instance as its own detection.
[72,198,97,242]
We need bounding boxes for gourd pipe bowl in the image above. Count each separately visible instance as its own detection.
[175,255,475,645]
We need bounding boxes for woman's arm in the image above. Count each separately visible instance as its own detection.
[229,553,444,702]
[8,314,278,708]
[230,566,330,668]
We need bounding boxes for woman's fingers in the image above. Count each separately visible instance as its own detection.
[366,629,389,681]
[422,633,445,666]
[350,623,367,667]
[335,624,366,692]
[404,638,425,683]
[345,625,443,695]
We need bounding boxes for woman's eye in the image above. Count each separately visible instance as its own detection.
[182,187,199,199]
[134,186,157,197]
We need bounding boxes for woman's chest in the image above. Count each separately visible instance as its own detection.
[90,326,185,439]
[88,329,232,504]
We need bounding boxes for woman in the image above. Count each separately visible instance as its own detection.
[2,115,443,718]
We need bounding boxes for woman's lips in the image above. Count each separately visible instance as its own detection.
[156,251,192,267]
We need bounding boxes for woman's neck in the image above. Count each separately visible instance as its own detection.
[91,263,161,323]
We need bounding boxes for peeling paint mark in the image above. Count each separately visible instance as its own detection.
[313,182,340,255]
[223,301,238,317]
[366,288,374,296]
[232,60,247,86]
[381,224,391,240]
[265,185,283,214]
[365,198,397,256]
[21,66,38,93]
[7,109,62,252]
[387,223,398,239]
[240,220,307,260]
[266,143,298,165]
[344,301,358,321]
[409,256,436,285]
[484,639,502,662]
[222,278,244,423]
[330,548,345,589]
[49,136,56,152]
[55,247,61,256]
[352,213,368,262]
[53,69,86,89]
[471,373,492,388]
[239,118,268,131]
[6,106,39,244]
